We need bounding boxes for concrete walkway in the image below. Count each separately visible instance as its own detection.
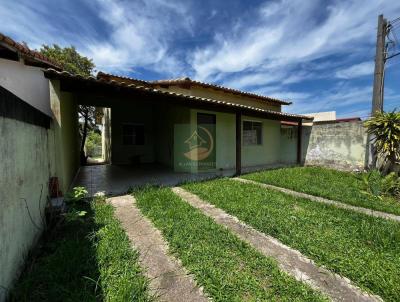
[75,164,234,197]
[172,187,382,302]
[109,195,209,302]
[233,178,400,223]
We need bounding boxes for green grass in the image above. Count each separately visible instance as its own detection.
[134,186,327,302]
[183,179,400,301]
[243,166,400,215]
[11,198,152,302]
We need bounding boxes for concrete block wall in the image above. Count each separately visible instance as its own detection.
[304,121,367,170]
[280,121,367,170]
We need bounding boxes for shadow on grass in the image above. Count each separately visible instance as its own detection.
[9,203,104,302]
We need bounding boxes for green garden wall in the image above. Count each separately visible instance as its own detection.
[0,118,54,301]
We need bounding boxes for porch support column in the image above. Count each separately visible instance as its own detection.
[236,112,242,175]
[297,120,303,164]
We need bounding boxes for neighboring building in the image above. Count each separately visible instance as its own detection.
[303,111,362,125]
[304,111,336,123]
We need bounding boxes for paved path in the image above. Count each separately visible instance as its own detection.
[233,177,400,223]
[172,187,382,302]
[109,195,209,302]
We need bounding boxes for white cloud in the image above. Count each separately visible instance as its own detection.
[0,1,93,48]
[0,0,193,75]
[335,61,374,79]
[1,0,399,116]
[223,71,286,90]
[190,0,400,83]
[286,85,373,115]
[84,0,192,74]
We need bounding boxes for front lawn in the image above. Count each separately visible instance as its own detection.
[184,179,400,302]
[134,186,327,302]
[242,166,400,215]
[11,198,152,302]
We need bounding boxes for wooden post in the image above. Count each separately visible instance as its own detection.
[297,120,302,164]
[236,112,242,175]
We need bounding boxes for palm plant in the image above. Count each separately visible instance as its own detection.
[364,110,400,175]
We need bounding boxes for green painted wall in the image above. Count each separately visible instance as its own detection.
[49,80,79,193]
[280,125,298,164]
[241,117,281,167]
[0,118,54,300]
[191,109,236,171]
[215,112,236,170]
[90,99,288,173]
[186,110,281,172]
[156,105,190,168]
[60,92,79,190]
[110,101,191,167]
[180,109,237,173]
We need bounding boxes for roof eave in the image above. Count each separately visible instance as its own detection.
[45,69,311,122]
[0,34,61,70]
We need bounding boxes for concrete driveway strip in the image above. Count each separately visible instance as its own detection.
[233,177,400,223]
[172,187,382,302]
[108,195,209,302]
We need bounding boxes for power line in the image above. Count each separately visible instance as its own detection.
[389,16,400,24]
[386,19,400,62]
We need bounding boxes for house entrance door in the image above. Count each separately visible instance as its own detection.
[196,113,216,170]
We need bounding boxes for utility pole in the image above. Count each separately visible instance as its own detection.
[371,14,388,116]
[369,14,388,169]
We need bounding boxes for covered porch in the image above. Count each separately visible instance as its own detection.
[45,69,311,196]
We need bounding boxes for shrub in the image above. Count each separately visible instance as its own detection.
[65,186,88,204]
[364,110,400,174]
[358,170,400,200]
[85,130,102,157]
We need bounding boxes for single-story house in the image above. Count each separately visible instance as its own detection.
[43,69,312,194]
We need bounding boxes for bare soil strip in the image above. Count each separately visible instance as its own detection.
[233,177,400,223]
[172,187,382,302]
[109,195,209,302]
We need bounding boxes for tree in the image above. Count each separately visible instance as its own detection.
[40,45,94,76]
[40,45,96,164]
[364,110,400,175]
[86,130,102,157]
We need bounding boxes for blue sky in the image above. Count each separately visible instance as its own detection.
[1,0,399,117]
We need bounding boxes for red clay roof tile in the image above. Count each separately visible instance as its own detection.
[97,72,292,106]
[0,32,61,69]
